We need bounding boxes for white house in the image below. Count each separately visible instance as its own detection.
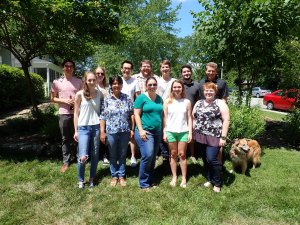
[0,46,63,96]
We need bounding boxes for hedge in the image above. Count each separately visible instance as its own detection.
[0,64,44,110]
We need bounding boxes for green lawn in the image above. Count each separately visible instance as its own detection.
[262,110,287,121]
[0,149,299,225]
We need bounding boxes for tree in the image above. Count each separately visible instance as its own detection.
[0,0,122,117]
[93,0,181,76]
[192,0,300,105]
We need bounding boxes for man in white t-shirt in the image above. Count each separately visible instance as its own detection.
[121,60,141,167]
[157,59,176,101]
[157,60,175,161]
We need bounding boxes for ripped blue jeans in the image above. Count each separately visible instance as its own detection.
[77,125,100,182]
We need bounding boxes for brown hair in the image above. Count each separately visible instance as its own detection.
[168,80,186,104]
[83,71,96,100]
[140,59,152,68]
[160,59,171,68]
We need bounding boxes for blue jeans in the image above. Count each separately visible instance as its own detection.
[135,130,161,188]
[200,143,222,187]
[159,140,169,159]
[107,132,130,178]
[77,125,100,182]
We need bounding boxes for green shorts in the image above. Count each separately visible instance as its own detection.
[166,131,189,143]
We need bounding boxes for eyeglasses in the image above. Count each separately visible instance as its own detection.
[96,72,104,76]
[147,84,157,87]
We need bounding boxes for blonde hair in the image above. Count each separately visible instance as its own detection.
[167,80,186,104]
[206,62,218,71]
[95,66,107,88]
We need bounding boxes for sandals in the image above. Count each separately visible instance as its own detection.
[110,178,127,187]
[180,182,187,188]
[169,179,177,187]
[119,178,127,187]
[110,178,118,186]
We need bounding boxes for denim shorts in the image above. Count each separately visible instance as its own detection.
[166,131,188,143]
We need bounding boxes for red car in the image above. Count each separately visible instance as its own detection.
[263,89,299,111]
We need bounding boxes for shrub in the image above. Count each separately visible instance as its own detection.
[40,104,61,141]
[284,108,300,145]
[0,64,44,110]
[225,105,265,152]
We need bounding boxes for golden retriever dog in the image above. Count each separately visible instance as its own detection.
[229,138,261,174]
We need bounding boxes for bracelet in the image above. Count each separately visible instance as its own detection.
[221,136,227,140]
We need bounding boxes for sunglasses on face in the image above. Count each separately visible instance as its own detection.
[147,83,157,87]
[96,72,104,76]
[64,65,73,68]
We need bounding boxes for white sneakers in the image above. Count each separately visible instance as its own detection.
[204,181,221,192]
[103,157,109,166]
[203,181,213,188]
[78,181,84,189]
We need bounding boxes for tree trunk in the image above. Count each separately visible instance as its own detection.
[237,63,243,105]
[21,62,42,120]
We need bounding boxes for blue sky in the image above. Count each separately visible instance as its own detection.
[171,0,203,37]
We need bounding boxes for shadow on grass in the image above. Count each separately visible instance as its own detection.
[0,145,62,163]
[257,120,299,151]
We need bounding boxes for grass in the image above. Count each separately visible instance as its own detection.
[1,149,300,225]
[262,110,287,121]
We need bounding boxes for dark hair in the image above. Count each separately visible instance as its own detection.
[109,75,123,86]
[180,64,192,74]
[145,76,157,86]
[62,59,75,68]
[121,60,133,70]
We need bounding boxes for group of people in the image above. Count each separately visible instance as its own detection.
[51,59,230,193]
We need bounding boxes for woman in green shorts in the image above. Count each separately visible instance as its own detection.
[163,80,192,188]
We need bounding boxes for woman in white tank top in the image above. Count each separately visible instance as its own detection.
[163,80,192,188]
[74,71,103,189]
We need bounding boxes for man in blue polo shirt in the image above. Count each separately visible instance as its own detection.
[199,62,229,102]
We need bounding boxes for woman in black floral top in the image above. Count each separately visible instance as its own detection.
[193,82,230,192]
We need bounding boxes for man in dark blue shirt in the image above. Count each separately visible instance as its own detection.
[199,62,229,102]
[181,64,199,164]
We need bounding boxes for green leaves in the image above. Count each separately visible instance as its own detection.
[0,0,122,61]
[192,0,300,104]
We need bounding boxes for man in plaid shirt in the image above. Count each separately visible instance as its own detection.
[132,59,158,93]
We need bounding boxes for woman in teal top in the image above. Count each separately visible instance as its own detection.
[134,77,163,190]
